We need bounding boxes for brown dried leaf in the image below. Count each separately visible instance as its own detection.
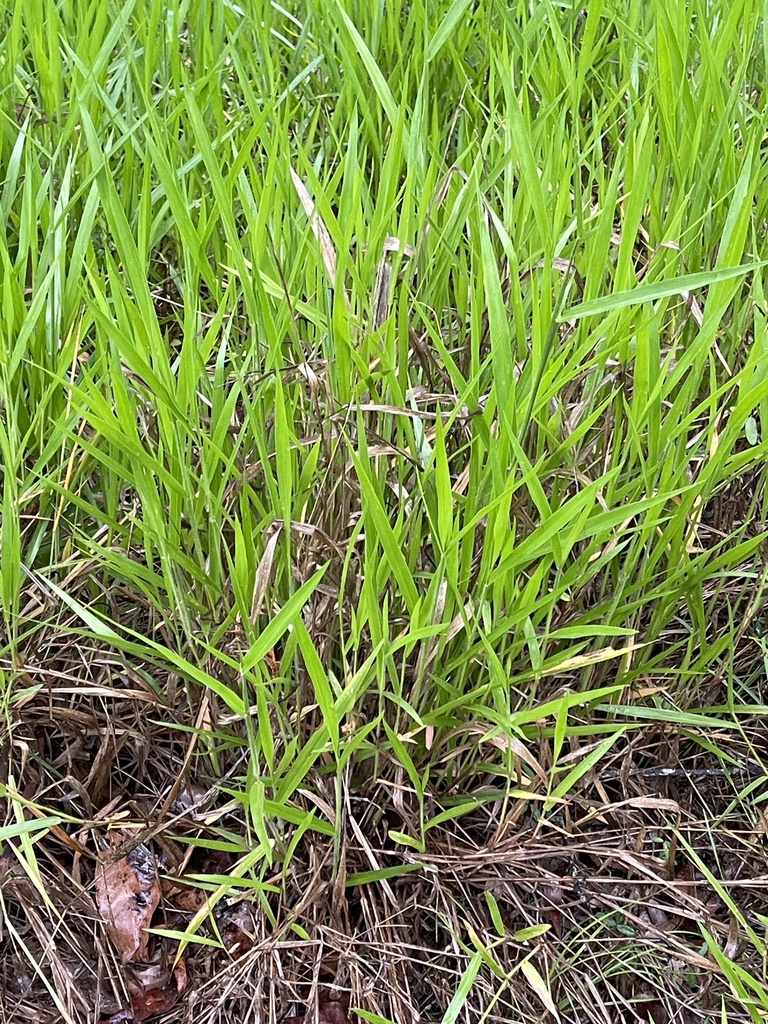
[318,1000,352,1024]
[283,991,352,1024]
[95,834,160,963]
[219,902,255,954]
[171,885,207,914]
[103,958,188,1024]
[131,958,188,1021]
[103,1011,134,1024]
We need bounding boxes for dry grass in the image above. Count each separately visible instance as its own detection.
[3,628,768,1023]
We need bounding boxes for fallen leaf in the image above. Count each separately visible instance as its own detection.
[171,885,207,914]
[103,1011,134,1024]
[317,999,352,1024]
[102,957,188,1024]
[282,990,353,1024]
[131,957,188,1021]
[219,902,255,954]
[95,833,161,963]
[129,962,170,996]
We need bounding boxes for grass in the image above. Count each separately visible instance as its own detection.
[1,0,768,1021]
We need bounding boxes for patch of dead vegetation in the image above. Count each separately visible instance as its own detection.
[1,637,768,1024]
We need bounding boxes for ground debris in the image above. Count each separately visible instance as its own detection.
[282,989,353,1024]
[102,956,188,1023]
[95,832,161,963]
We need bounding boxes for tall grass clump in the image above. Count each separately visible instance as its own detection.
[1,1,768,1022]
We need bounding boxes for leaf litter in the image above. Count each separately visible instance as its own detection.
[94,832,190,1022]
[95,832,161,964]
[103,957,188,1024]
[282,989,353,1024]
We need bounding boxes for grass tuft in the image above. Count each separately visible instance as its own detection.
[1,0,768,1021]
